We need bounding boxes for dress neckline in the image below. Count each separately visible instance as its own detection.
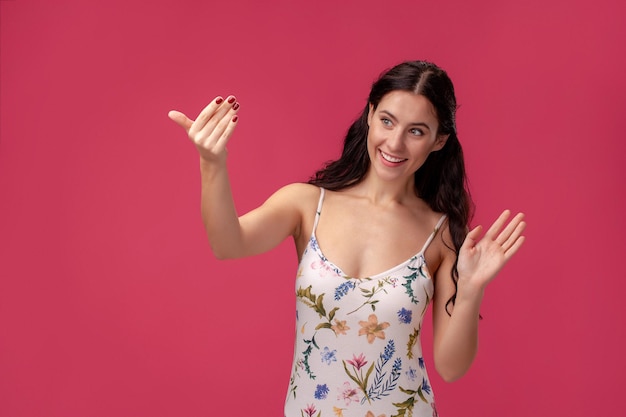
[307,187,446,280]
[308,233,430,280]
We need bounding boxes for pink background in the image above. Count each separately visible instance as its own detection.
[1,0,625,416]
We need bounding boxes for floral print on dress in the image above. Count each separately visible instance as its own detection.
[337,381,360,406]
[285,189,447,417]
[397,308,413,324]
[334,281,356,300]
[314,384,330,400]
[358,314,390,344]
[406,366,418,382]
[333,406,346,417]
[302,403,320,417]
[331,319,350,335]
[321,347,338,365]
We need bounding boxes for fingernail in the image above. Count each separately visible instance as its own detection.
[227,97,236,104]
[233,102,240,110]
[232,116,238,123]
[216,97,223,104]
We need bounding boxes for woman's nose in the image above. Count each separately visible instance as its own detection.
[386,128,404,150]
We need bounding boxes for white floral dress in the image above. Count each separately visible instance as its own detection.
[285,188,447,417]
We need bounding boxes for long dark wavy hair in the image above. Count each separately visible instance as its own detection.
[309,60,473,313]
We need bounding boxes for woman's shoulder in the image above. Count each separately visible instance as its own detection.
[270,182,321,210]
[274,182,320,197]
[272,183,323,248]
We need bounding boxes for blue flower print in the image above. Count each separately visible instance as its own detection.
[418,357,425,369]
[310,236,320,251]
[381,339,396,362]
[314,383,329,400]
[397,307,412,324]
[334,281,356,300]
[422,377,432,395]
[320,347,337,365]
[406,366,418,381]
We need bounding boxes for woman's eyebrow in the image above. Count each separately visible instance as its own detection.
[380,110,431,130]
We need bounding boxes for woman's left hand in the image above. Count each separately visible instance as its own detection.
[456,210,526,293]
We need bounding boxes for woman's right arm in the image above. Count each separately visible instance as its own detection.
[168,95,304,259]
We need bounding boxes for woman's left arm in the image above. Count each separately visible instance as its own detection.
[432,210,526,382]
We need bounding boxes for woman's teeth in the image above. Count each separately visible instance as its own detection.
[381,151,405,163]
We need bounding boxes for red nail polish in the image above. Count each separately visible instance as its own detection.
[233,102,240,110]
[216,97,223,104]
[232,116,238,123]
[227,97,236,104]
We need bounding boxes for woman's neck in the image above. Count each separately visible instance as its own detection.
[351,171,417,206]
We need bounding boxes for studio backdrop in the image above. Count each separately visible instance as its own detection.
[1,0,625,416]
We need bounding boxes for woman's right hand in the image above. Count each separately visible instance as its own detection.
[168,95,240,164]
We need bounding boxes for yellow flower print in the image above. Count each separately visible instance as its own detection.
[331,319,350,336]
[358,314,390,343]
[365,412,386,417]
[333,406,345,417]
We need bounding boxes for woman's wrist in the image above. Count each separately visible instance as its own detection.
[455,277,486,304]
[199,155,227,174]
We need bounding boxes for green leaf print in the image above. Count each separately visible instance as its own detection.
[315,293,327,317]
[297,286,342,336]
[417,386,428,403]
[392,386,429,417]
[402,265,420,304]
[297,285,325,317]
[347,278,394,315]
[311,334,320,349]
[315,322,332,330]
[328,307,339,321]
[289,359,301,398]
[406,328,419,359]
[302,340,316,379]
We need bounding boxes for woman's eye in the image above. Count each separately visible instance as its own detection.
[409,128,423,136]
[381,118,392,126]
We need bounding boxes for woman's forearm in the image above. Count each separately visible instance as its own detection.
[434,284,484,382]
[198,159,244,259]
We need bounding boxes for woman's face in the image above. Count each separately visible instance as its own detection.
[366,90,447,185]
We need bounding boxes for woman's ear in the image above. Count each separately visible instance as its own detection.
[434,134,449,151]
[367,103,374,127]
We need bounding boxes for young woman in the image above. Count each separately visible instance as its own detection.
[168,61,526,417]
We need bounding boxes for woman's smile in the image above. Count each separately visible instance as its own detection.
[378,149,407,166]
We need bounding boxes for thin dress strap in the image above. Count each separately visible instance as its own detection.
[419,214,447,254]
[311,187,325,235]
